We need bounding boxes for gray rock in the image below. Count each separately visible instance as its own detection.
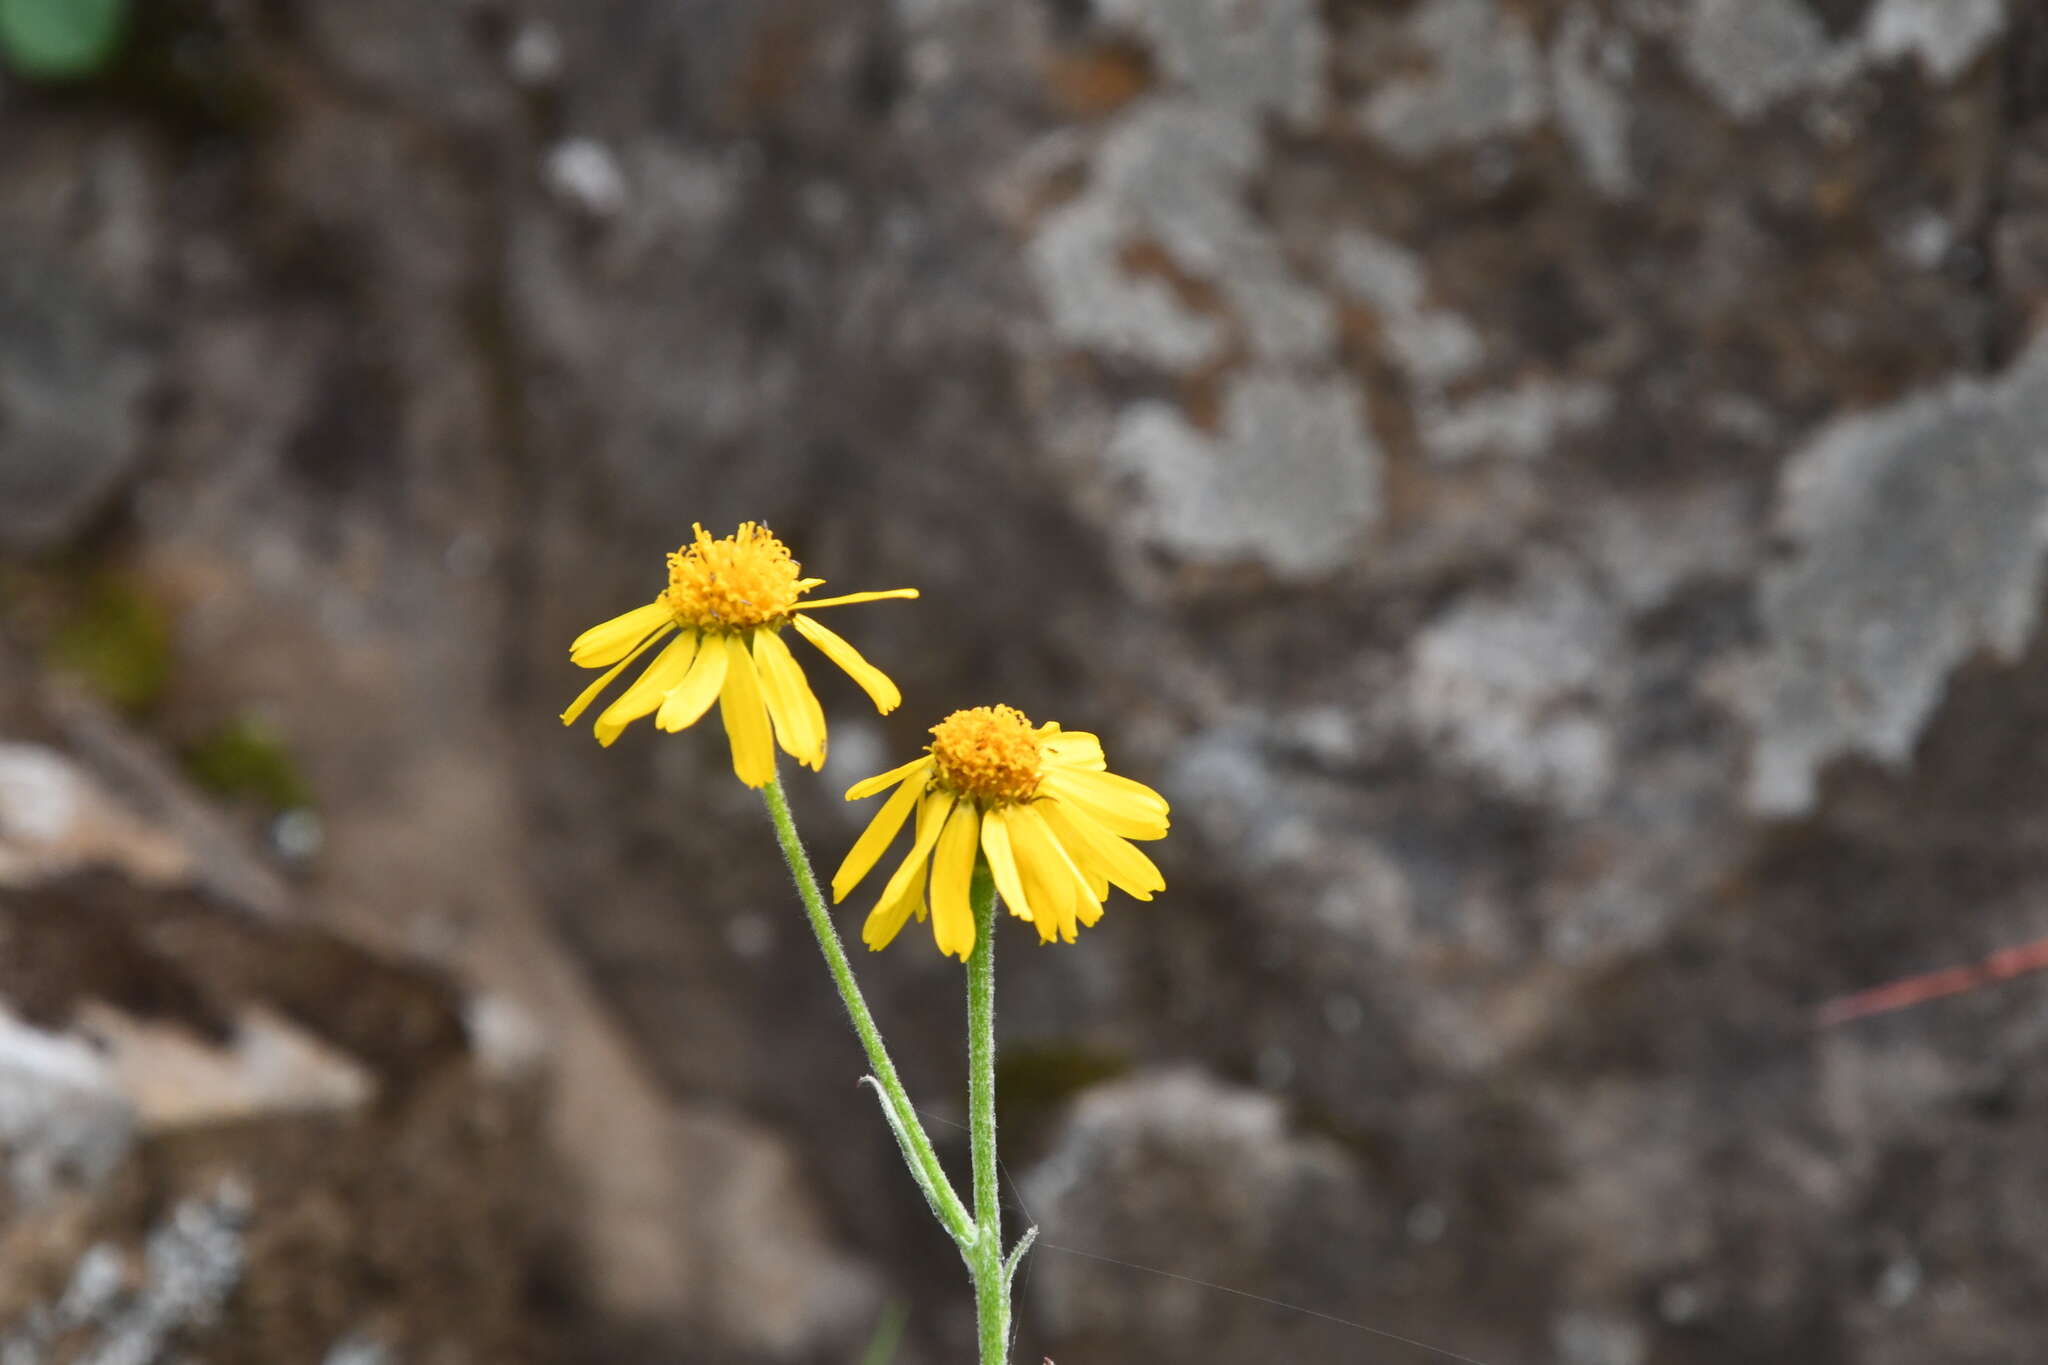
[0,262,155,552]
[0,1005,134,1208]
[1107,371,1382,579]
[5,0,2048,1360]
[1020,1069,1369,1348]
[1742,335,2048,814]
[0,1182,248,1365]
[1360,0,1547,157]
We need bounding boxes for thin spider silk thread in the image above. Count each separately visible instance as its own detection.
[916,1107,1504,1365]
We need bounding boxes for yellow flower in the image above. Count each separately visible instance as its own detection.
[832,705,1169,960]
[561,522,917,785]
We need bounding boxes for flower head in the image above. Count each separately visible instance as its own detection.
[561,523,917,785]
[832,705,1168,960]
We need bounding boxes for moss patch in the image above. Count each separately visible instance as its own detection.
[46,577,173,713]
[183,716,312,811]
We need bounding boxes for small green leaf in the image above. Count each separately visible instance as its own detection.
[0,0,128,80]
[857,1300,909,1365]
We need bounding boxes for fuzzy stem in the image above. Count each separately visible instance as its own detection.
[760,777,974,1244]
[966,865,1009,1363]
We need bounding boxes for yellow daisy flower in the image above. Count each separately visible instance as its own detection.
[832,704,1169,960]
[560,522,917,785]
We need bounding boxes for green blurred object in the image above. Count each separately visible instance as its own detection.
[47,578,171,713]
[0,0,128,79]
[857,1300,908,1365]
[184,716,314,811]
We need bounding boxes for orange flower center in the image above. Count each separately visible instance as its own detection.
[662,522,806,631]
[929,705,1044,805]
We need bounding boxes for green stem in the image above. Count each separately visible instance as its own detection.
[760,777,974,1244]
[966,867,1008,1364]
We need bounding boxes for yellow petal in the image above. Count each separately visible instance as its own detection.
[561,623,677,725]
[1038,797,1164,899]
[1070,851,1110,903]
[791,614,902,714]
[1042,731,1106,770]
[907,787,947,923]
[794,657,828,759]
[717,634,778,787]
[655,632,729,731]
[1040,769,1169,840]
[752,630,827,769]
[594,632,698,746]
[862,874,924,951]
[570,601,673,667]
[1059,766,1168,815]
[980,809,1035,923]
[1005,803,1082,943]
[798,588,920,610]
[847,756,933,801]
[831,771,926,902]
[928,800,981,961]
[868,789,956,932]
[750,640,811,764]
[1011,806,1105,945]
[1039,811,1107,929]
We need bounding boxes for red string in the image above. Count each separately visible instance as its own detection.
[1816,934,2048,1027]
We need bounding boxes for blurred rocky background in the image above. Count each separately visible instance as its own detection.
[2,0,2047,1361]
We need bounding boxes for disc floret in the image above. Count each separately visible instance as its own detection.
[662,521,813,632]
[929,705,1046,806]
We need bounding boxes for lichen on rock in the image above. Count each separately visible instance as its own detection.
[1107,372,1382,579]
[1741,336,2048,814]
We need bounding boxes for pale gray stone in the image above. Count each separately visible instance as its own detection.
[1743,336,2048,813]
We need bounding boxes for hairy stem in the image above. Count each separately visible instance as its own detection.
[760,777,974,1243]
[966,865,1009,1363]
